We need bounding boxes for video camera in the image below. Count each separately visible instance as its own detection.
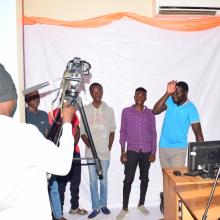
[59,57,91,107]
[64,57,91,81]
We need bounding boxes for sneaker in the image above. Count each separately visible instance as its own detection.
[54,217,67,220]
[60,218,67,220]
[116,209,129,220]
[69,207,88,215]
[138,205,149,215]
[88,209,100,219]
[101,206,111,215]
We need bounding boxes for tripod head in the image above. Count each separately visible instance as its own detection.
[56,57,91,109]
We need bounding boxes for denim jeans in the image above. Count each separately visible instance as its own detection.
[49,177,62,219]
[57,152,81,210]
[88,159,110,210]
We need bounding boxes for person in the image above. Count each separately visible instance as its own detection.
[152,80,204,213]
[25,90,50,136]
[25,90,66,220]
[48,108,88,216]
[80,82,116,219]
[116,87,157,220]
[0,63,75,220]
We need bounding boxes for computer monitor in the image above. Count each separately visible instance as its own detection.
[187,140,220,178]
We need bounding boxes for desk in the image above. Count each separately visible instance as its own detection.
[163,168,213,220]
[175,183,220,220]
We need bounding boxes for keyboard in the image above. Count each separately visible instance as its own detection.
[183,170,206,176]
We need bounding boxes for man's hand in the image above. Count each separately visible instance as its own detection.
[81,134,91,148]
[120,152,127,164]
[167,80,177,95]
[62,102,76,124]
[149,154,156,163]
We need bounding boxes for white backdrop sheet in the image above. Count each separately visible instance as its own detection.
[24,17,220,209]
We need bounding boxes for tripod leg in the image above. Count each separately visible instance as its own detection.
[76,97,103,179]
[202,166,220,220]
[47,109,63,146]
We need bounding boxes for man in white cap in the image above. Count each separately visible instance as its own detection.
[0,63,75,220]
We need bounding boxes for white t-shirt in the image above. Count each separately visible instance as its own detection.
[0,115,73,220]
[80,102,116,160]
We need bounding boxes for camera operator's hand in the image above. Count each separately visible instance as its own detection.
[62,102,76,124]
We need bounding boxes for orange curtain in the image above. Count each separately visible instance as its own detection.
[24,12,220,32]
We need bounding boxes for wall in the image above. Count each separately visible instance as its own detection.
[0,0,24,121]
[23,0,154,20]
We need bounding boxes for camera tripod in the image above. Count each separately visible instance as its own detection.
[47,91,103,179]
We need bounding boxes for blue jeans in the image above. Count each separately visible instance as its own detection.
[57,152,81,210]
[49,177,62,219]
[88,159,110,210]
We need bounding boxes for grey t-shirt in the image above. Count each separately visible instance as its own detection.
[80,101,116,160]
[25,108,50,137]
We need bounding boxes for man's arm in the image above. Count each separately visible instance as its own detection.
[32,103,75,176]
[152,80,177,115]
[80,108,91,148]
[81,134,91,148]
[108,132,115,151]
[119,109,127,164]
[74,125,80,147]
[191,122,204,141]
[120,145,127,164]
[149,113,157,163]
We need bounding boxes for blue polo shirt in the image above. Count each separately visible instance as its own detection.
[159,96,200,148]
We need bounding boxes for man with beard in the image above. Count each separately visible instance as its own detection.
[153,80,204,213]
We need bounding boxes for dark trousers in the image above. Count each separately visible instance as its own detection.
[123,150,151,209]
[56,152,81,210]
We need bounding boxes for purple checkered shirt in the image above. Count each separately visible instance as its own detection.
[119,105,157,154]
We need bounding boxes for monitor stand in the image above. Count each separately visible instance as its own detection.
[200,164,220,179]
